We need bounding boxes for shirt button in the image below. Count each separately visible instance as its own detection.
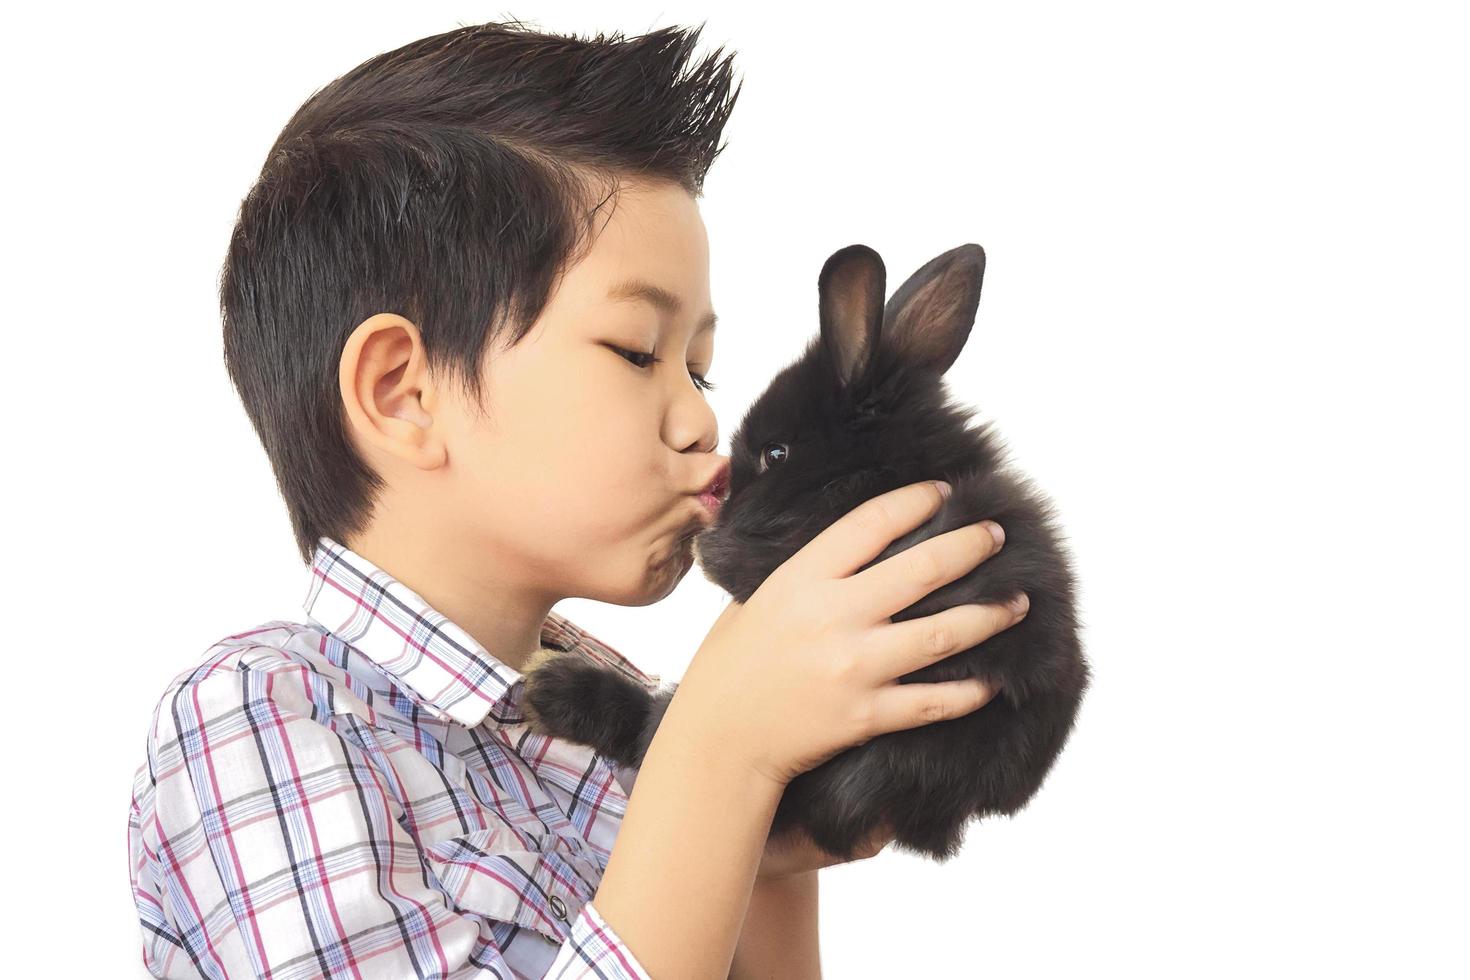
[549,895,568,921]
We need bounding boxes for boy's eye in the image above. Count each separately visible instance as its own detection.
[607,345,717,392]
[611,345,658,369]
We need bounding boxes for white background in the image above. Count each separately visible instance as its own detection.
[7,2,1467,976]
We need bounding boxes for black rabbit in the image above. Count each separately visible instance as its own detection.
[520,242,1090,862]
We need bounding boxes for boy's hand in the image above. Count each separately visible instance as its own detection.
[677,479,1020,793]
[756,819,897,880]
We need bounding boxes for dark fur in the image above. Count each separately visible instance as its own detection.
[522,243,1091,861]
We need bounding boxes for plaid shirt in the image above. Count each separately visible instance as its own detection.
[128,535,664,979]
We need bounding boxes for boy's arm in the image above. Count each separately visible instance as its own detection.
[590,693,788,979]
[728,872,823,979]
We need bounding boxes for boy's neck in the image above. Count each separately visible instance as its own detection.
[342,528,559,675]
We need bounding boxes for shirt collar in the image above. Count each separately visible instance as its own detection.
[302,535,588,729]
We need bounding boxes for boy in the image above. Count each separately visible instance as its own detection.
[127,18,1019,980]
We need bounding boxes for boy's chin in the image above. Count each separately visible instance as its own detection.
[642,532,697,603]
[565,535,697,607]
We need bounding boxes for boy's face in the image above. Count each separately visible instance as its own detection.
[342,179,726,608]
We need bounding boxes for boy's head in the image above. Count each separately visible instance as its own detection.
[221,20,741,607]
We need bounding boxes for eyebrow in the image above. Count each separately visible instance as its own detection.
[607,278,718,335]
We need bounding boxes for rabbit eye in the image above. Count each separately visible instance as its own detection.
[758,442,789,473]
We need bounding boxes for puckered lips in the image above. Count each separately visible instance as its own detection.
[691,460,731,525]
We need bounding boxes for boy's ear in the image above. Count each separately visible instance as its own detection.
[338,313,449,472]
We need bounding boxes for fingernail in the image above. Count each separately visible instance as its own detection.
[934,480,952,500]
[1009,592,1030,615]
[981,521,1005,547]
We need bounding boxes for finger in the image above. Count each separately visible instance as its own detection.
[867,675,1003,736]
[784,479,951,584]
[855,822,896,859]
[850,518,1008,624]
[869,594,1029,685]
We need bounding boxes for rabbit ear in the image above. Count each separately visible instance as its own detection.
[881,243,986,376]
[817,244,887,389]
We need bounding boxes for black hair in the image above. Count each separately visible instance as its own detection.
[219,18,743,564]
